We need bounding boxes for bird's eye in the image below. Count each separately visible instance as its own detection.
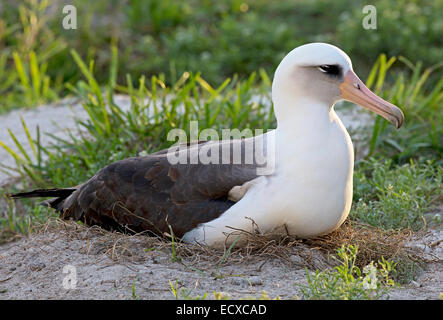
[318,65,341,76]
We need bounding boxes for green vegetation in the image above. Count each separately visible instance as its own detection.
[0,49,273,189]
[0,192,55,243]
[299,245,397,300]
[169,279,208,300]
[1,0,442,112]
[353,159,442,230]
[364,54,443,162]
[0,0,66,111]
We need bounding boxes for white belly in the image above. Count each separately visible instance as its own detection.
[182,111,354,245]
[262,163,353,237]
[268,116,354,236]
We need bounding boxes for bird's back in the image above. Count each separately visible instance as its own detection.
[39,137,268,237]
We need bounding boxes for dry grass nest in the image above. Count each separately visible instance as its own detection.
[8,217,426,274]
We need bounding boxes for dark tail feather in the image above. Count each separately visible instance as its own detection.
[8,188,76,199]
[8,188,77,211]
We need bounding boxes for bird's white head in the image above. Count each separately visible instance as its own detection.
[272,43,404,128]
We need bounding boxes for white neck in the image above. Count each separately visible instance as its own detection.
[271,95,348,172]
[274,95,335,137]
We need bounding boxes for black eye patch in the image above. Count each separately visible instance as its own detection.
[318,65,341,76]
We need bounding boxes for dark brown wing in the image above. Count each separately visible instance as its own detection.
[59,139,261,237]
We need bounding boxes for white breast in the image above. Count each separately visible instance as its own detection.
[182,103,355,246]
[264,110,354,236]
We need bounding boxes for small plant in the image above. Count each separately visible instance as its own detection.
[168,224,180,263]
[390,256,424,285]
[132,279,138,300]
[353,158,442,230]
[214,235,241,276]
[298,245,397,300]
[12,50,59,107]
[169,279,208,300]
[0,0,65,112]
[0,192,55,243]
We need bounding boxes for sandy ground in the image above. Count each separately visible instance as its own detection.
[0,222,441,300]
[0,98,441,300]
[0,225,310,300]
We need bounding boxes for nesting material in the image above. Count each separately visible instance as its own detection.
[25,218,424,271]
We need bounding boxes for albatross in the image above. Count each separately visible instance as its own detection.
[10,43,404,246]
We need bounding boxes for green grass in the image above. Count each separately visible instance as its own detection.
[353,158,442,230]
[1,0,442,112]
[299,245,397,300]
[131,279,139,300]
[364,55,443,163]
[0,0,65,112]
[169,279,208,300]
[0,47,274,189]
[0,190,55,243]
